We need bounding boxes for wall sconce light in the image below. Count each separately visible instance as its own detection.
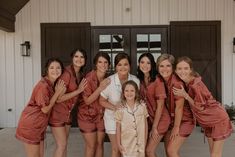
[233,38,235,53]
[21,41,30,56]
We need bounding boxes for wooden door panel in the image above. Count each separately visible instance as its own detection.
[45,27,85,65]
[170,21,221,100]
[193,60,217,93]
[131,27,168,73]
[171,25,216,59]
[92,26,168,74]
[41,23,91,73]
[91,28,130,73]
[189,25,216,59]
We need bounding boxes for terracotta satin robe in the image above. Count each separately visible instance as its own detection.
[187,77,232,140]
[166,74,195,136]
[139,76,170,135]
[49,65,79,126]
[16,77,54,144]
[77,70,104,123]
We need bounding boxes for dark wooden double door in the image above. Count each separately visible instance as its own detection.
[90,22,221,100]
[91,26,168,73]
[170,21,221,101]
[41,24,168,74]
[41,21,221,126]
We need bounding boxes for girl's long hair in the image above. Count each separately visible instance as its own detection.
[121,80,140,106]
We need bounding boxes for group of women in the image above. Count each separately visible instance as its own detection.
[15,48,232,157]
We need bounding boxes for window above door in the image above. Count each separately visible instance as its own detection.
[92,26,168,74]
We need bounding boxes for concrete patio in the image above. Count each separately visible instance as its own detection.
[0,127,235,157]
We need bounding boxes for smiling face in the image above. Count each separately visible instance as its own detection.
[116,58,130,77]
[123,84,136,102]
[139,56,151,75]
[96,56,109,73]
[175,61,192,83]
[47,61,62,82]
[72,51,85,68]
[158,59,173,81]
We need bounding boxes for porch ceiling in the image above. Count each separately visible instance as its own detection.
[0,0,29,32]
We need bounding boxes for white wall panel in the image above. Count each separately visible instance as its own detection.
[5,33,15,127]
[14,13,25,126]
[39,0,49,22]
[217,0,225,103]
[169,0,179,21]
[131,0,140,24]
[21,3,33,105]
[67,0,77,22]
[76,0,86,22]
[197,0,206,20]
[95,0,104,25]
[113,0,122,24]
[150,0,159,24]
[104,0,113,25]
[215,0,224,72]
[222,0,234,104]
[141,0,150,24]
[159,0,168,24]
[233,1,235,105]
[178,0,188,20]
[187,0,197,20]
[86,0,95,24]
[0,31,7,127]
[0,0,235,127]
[233,52,235,105]
[206,0,216,20]
[58,0,67,22]
[122,0,131,25]
[49,0,58,22]
[31,0,41,84]
[215,0,224,20]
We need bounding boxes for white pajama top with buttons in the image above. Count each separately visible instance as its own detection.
[100,73,140,134]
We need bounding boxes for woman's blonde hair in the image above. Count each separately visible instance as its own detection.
[156,53,175,70]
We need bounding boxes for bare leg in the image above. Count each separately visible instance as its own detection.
[146,135,163,157]
[164,131,171,157]
[108,134,121,157]
[39,141,44,157]
[96,131,105,157]
[51,127,67,157]
[207,138,213,154]
[64,125,71,157]
[24,142,40,157]
[82,132,97,157]
[166,135,186,157]
[210,139,225,157]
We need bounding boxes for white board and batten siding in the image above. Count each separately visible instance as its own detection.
[0,0,235,127]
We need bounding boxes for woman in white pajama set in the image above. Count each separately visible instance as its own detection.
[99,52,139,157]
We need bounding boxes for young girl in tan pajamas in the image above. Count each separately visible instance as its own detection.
[115,80,148,157]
